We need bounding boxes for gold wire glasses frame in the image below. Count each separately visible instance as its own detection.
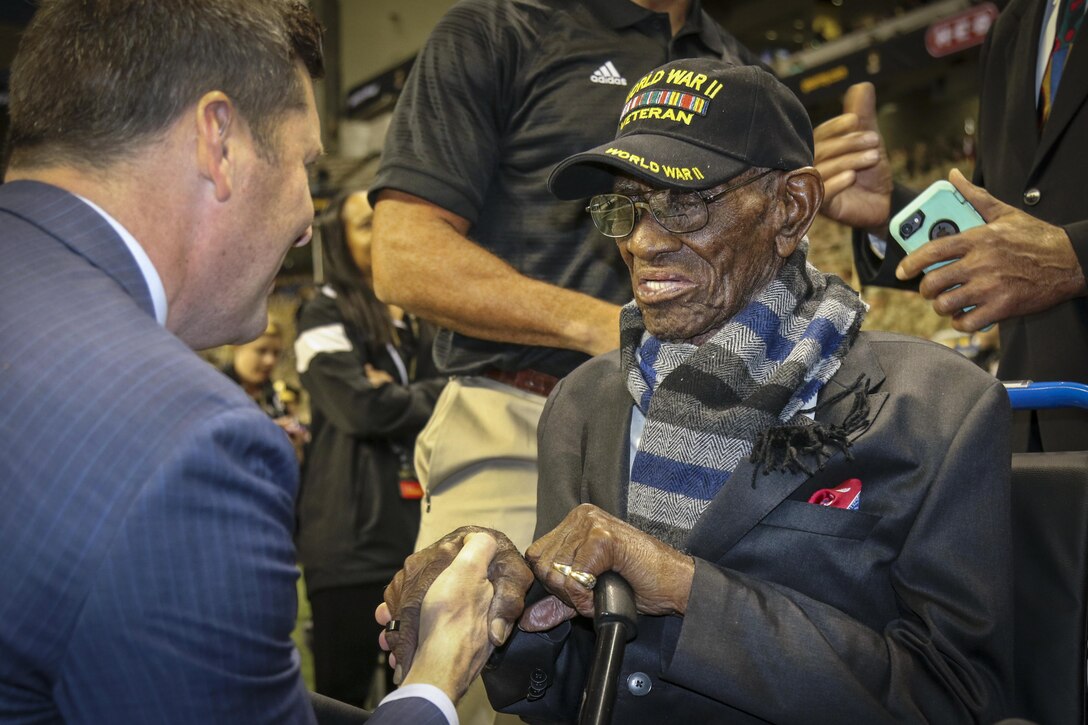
[586,168,776,238]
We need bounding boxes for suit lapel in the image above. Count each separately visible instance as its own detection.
[1003,0,1048,160]
[685,335,889,561]
[0,180,156,318]
[1035,6,1088,171]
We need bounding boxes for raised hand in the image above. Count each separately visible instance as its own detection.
[813,82,893,231]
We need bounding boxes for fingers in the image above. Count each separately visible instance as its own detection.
[947,168,1010,223]
[816,143,882,175]
[375,601,391,626]
[460,530,499,558]
[530,503,696,618]
[810,84,892,229]
[821,170,857,201]
[812,111,859,143]
[843,82,878,132]
[813,130,881,167]
[485,548,535,645]
[526,505,614,617]
[383,524,529,680]
[381,530,469,680]
[519,594,577,632]
[402,532,502,702]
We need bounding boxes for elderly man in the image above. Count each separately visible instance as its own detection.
[383,59,1014,724]
[0,1,500,723]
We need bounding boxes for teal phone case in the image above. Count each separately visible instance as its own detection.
[888,180,988,325]
[889,180,984,265]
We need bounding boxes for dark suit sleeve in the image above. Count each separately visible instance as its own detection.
[55,407,315,724]
[850,184,920,290]
[661,379,1012,722]
[367,696,448,725]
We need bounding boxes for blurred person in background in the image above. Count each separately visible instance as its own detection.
[223,320,309,460]
[294,190,447,709]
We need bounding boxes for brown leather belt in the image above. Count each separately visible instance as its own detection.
[482,368,560,397]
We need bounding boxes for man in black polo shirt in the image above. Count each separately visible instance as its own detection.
[369,0,758,584]
[369,8,754,717]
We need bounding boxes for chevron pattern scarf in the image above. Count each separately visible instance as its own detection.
[621,241,867,549]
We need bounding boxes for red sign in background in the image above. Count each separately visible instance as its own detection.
[925,3,1000,58]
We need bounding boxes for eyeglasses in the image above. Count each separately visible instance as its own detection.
[586,169,775,238]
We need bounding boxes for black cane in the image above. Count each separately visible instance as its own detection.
[578,571,638,725]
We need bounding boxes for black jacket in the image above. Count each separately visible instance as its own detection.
[294,289,446,591]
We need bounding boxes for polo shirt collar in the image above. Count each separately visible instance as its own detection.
[585,0,724,54]
[684,0,726,55]
[585,0,655,29]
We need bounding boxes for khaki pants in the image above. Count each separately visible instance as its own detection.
[413,376,545,725]
[414,375,544,553]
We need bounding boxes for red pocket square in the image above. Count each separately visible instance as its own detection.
[808,478,862,510]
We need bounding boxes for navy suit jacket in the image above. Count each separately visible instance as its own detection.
[0,180,314,723]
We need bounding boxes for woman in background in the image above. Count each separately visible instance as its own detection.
[294,190,446,707]
[222,321,308,460]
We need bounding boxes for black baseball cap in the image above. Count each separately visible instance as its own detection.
[549,59,814,199]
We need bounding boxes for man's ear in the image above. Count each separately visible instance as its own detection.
[194,92,237,203]
[774,166,823,258]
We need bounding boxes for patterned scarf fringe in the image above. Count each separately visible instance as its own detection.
[748,373,871,485]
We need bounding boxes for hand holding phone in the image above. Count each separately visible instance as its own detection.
[889,179,990,327]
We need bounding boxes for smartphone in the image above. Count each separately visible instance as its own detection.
[889,180,987,323]
[890,180,984,263]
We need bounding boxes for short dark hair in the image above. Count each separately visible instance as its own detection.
[6,0,324,170]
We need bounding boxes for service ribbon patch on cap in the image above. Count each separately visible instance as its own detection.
[620,89,709,119]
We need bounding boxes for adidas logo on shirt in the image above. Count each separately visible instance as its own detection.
[590,61,627,86]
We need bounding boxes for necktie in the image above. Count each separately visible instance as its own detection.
[1040,0,1087,125]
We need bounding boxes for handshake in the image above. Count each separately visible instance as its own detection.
[373,505,696,707]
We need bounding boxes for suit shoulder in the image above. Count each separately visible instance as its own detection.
[860,330,1001,391]
[562,349,624,390]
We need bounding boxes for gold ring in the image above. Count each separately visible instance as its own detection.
[551,561,597,589]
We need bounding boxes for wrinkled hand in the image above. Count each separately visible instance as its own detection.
[813,82,893,231]
[895,168,1087,332]
[520,504,695,632]
[375,533,502,703]
[364,364,395,387]
[378,526,533,683]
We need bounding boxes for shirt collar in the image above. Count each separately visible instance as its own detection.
[584,0,723,54]
[76,194,169,326]
[684,0,725,55]
[585,0,656,29]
